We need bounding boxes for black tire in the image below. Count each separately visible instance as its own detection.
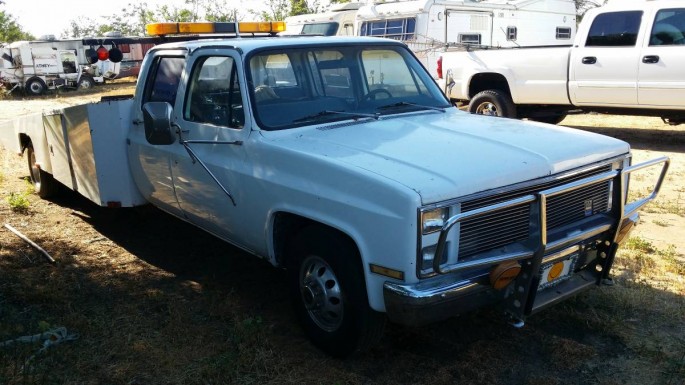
[287,226,386,357]
[27,143,58,198]
[528,113,568,125]
[468,89,517,118]
[78,75,95,90]
[25,77,47,96]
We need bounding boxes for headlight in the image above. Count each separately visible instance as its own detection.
[421,207,449,234]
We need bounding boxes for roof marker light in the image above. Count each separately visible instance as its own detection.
[145,21,286,36]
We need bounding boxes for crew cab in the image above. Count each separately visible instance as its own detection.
[438,0,685,124]
[0,22,669,357]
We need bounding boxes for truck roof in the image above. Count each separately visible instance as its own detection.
[149,35,405,55]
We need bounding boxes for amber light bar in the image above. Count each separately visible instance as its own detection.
[146,22,286,36]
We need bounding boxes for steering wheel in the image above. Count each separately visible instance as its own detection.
[363,88,392,101]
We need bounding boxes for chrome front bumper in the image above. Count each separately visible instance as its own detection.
[385,212,640,326]
[385,156,669,326]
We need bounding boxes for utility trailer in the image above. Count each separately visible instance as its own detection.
[0,98,145,206]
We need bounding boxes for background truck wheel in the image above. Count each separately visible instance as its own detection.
[26,143,58,198]
[469,90,517,118]
[528,113,568,125]
[78,75,95,90]
[287,226,386,357]
[25,77,47,96]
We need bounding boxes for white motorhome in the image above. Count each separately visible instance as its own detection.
[356,0,577,73]
[283,2,365,36]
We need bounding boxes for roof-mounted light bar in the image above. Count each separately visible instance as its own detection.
[146,22,286,36]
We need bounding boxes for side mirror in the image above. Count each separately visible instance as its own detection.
[142,102,176,145]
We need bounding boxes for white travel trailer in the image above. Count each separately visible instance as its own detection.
[356,0,577,74]
[283,2,365,36]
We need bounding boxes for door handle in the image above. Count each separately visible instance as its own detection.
[642,55,660,64]
[582,56,597,64]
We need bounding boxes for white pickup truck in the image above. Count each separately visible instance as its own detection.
[0,22,670,357]
[438,1,685,124]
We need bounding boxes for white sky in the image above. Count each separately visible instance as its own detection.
[2,0,269,38]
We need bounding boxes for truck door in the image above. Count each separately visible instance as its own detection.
[128,53,186,218]
[638,7,685,107]
[569,10,643,106]
[169,52,249,241]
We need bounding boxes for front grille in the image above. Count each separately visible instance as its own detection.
[458,164,613,260]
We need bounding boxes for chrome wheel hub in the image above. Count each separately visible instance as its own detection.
[299,255,343,332]
[476,102,498,116]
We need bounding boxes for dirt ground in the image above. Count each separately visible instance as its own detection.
[0,85,683,384]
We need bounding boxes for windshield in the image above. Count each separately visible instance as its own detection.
[247,44,451,130]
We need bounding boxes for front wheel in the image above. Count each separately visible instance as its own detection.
[27,143,58,198]
[78,75,95,90]
[468,89,517,118]
[287,226,386,357]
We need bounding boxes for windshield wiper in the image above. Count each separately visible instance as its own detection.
[376,101,448,113]
[293,110,379,123]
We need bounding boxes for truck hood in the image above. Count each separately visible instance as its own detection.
[266,109,629,204]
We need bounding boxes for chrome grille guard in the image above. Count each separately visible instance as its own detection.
[432,156,670,275]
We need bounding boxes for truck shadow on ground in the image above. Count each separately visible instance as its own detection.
[19,186,683,384]
[566,125,685,153]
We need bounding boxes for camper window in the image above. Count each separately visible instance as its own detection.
[459,34,481,45]
[302,22,339,36]
[556,27,572,40]
[360,18,416,41]
[507,27,517,41]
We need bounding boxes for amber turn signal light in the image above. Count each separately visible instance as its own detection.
[489,260,521,290]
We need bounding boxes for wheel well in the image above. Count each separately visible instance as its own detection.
[469,73,511,100]
[272,212,360,268]
[19,134,31,153]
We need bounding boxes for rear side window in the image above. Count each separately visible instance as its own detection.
[586,11,643,47]
[649,8,685,46]
[144,56,185,105]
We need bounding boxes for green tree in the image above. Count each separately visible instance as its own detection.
[0,10,34,42]
[256,0,289,21]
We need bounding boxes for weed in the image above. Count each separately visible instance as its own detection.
[22,177,34,195]
[650,197,685,216]
[625,236,655,253]
[657,245,685,275]
[652,219,669,227]
[6,192,30,213]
